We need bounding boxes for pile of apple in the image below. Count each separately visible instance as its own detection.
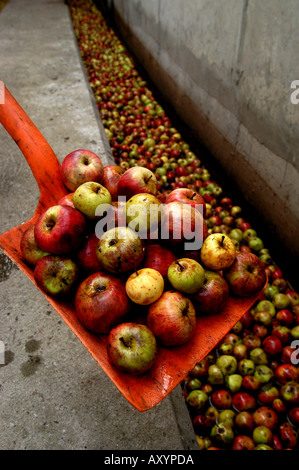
[183,281,299,450]
[48,0,299,450]
[20,149,267,377]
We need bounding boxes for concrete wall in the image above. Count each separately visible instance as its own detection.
[108,0,299,270]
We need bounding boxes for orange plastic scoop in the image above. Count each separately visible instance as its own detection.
[0,86,265,411]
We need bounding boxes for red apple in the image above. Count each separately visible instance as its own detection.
[60,149,104,191]
[147,290,196,346]
[274,363,299,384]
[75,271,131,333]
[76,233,101,273]
[232,436,255,450]
[165,187,206,217]
[162,201,208,250]
[254,405,280,430]
[101,164,125,201]
[232,392,257,412]
[34,255,79,296]
[117,166,158,200]
[57,192,75,209]
[34,204,86,255]
[224,252,267,297]
[20,225,50,265]
[107,322,157,375]
[289,407,299,426]
[141,244,177,279]
[191,270,229,315]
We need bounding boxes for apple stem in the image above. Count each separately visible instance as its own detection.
[120,336,131,348]
[175,260,185,272]
[190,192,197,200]
[182,307,188,316]
[145,175,152,184]
[46,219,55,229]
[220,235,225,247]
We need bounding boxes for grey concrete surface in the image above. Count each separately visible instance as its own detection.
[0,0,198,450]
[111,0,299,269]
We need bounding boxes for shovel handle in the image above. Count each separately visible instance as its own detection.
[0,85,68,209]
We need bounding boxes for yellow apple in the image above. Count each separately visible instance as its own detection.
[126,268,164,305]
[200,233,236,270]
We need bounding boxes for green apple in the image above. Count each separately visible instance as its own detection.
[73,181,111,219]
[107,322,158,375]
[248,237,264,252]
[186,390,209,412]
[125,192,165,238]
[167,258,205,294]
[242,228,257,243]
[229,228,243,243]
[226,374,242,393]
[272,293,290,309]
[216,354,238,375]
[255,299,276,317]
[96,226,145,274]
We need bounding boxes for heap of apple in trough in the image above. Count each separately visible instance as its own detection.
[20,150,267,375]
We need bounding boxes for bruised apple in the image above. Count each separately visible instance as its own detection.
[20,225,49,265]
[107,322,158,375]
[75,271,131,334]
[96,227,145,274]
[34,255,79,296]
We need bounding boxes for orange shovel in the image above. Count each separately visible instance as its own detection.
[0,86,265,411]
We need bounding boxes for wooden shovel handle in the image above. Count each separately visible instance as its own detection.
[0,84,68,210]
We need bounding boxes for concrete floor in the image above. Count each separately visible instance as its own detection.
[0,0,197,450]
